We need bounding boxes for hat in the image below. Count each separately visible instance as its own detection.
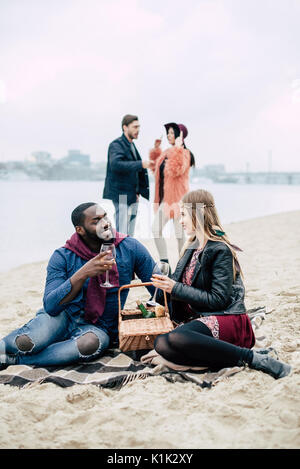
[164,122,188,140]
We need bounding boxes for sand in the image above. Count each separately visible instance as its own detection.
[0,210,299,449]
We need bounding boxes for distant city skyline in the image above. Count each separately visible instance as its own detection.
[2,147,300,187]
[1,0,300,172]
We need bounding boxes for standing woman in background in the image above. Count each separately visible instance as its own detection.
[149,123,195,267]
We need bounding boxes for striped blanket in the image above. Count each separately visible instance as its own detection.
[0,307,267,390]
[0,348,243,389]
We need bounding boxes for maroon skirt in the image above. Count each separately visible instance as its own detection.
[196,313,255,349]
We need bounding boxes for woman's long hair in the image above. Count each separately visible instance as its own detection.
[180,189,242,279]
[172,126,195,168]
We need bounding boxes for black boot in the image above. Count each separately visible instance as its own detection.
[254,347,278,359]
[250,351,292,379]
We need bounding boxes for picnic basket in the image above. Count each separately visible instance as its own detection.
[118,282,174,352]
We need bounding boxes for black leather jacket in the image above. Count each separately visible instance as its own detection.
[158,239,246,322]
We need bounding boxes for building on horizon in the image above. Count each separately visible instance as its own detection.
[29,151,52,164]
[62,149,91,167]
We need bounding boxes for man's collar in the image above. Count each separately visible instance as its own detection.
[121,133,132,146]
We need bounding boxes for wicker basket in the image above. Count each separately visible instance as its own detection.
[118,282,174,352]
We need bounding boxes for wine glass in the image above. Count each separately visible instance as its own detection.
[147,261,170,306]
[99,243,116,288]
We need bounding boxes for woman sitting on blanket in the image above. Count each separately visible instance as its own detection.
[151,189,291,379]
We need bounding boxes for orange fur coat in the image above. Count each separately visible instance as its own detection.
[149,146,191,219]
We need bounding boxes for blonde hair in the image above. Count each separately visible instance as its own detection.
[180,189,242,279]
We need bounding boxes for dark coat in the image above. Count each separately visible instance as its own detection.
[103,134,149,206]
[158,240,246,323]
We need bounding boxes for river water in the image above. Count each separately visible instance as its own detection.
[1,179,300,272]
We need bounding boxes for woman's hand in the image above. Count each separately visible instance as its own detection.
[151,274,176,294]
[175,130,184,148]
[149,160,156,171]
[154,136,162,149]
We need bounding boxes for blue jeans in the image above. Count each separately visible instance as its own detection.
[0,309,110,366]
[113,198,139,236]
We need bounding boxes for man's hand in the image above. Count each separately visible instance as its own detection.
[142,160,151,169]
[80,251,115,279]
[60,252,115,305]
[151,274,176,294]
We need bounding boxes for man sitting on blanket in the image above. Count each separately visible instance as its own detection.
[0,203,155,369]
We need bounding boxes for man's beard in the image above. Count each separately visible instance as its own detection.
[82,228,113,246]
[128,131,138,140]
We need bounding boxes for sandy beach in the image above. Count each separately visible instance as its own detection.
[0,210,299,449]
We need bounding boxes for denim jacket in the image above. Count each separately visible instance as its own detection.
[43,237,155,339]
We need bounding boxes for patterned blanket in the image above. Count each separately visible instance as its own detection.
[0,307,267,390]
[0,348,244,389]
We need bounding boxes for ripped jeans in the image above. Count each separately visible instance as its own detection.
[0,308,110,367]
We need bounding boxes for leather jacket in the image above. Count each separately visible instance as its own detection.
[159,239,246,322]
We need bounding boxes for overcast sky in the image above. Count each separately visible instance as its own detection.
[0,0,300,172]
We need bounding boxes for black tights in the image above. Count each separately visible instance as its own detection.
[154,320,253,370]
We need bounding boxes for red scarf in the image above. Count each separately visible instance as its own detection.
[64,230,127,323]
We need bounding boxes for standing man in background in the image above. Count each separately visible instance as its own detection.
[103,114,151,236]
